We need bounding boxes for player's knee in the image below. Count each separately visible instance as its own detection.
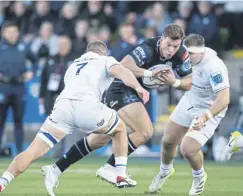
[137,122,153,142]
[180,144,196,159]
[162,138,176,152]
[116,119,126,133]
[141,128,153,142]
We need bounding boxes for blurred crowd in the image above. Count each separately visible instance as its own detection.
[0,1,243,62]
[0,0,243,157]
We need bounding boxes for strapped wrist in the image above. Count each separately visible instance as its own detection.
[143,70,153,77]
[204,110,213,121]
[172,79,181,88]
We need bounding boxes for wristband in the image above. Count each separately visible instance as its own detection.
[144,70,153,77]
[204,110,213,121]
[172,79,181,88]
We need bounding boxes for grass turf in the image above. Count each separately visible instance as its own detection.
[0,157,242,195]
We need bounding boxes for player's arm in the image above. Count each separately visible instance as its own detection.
[180,75,192,90]
[208,87,230,117]
[106,57,149,104]
[204,68,230,118]
[121,55,150,78]
[192,66,230,131]
[121,42,160,78]
[109,64,141,89]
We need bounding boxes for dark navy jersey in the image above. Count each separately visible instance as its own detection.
[108,37,192,101]
[128,36,192,78]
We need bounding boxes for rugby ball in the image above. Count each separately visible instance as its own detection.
[142,64,172,88]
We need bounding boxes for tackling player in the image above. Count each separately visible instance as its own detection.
[41,24,193,192]
[149,34,230,195]
[0,41,150,195]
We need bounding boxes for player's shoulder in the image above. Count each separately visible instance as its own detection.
[105,56,120,67]
[136,36,160,56]
[142,36,161,47]
[175,44,189,62]
[206,48,227,72]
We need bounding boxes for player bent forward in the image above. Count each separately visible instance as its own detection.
[149,34,230,195]
[0,41,150,194]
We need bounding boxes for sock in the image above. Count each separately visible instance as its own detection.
[160,162,173,175]
[115,156,127,177]
[127,136,137,155]
[106,136,137,167]
[2,171,14,184]
[192,167,205,177]
[51,164,62,177]
[235,136,243,148]
[55,137,93,172]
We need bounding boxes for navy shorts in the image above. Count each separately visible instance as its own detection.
[104,80,143,111]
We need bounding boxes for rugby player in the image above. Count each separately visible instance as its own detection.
[0,41,150,195]
[42,24,193,191]
[149,34,230,195]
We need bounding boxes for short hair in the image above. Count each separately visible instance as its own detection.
[183,34,205,47]
[86,40,108,55]
[162,24,185,40]
[2,21,18,30]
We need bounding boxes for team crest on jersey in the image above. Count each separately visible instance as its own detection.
[181,59,191,71]
[211,72,223,85]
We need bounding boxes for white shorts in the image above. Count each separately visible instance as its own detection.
[170,95,223,144]
[44,98,119,135]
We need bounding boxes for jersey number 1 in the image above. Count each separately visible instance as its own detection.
[76,62,88,75]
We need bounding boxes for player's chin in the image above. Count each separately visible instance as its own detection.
[164,54,172,59]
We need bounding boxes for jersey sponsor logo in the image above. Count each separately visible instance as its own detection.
[97,119,105,127]
[132,49,145,65]
[182,51,189,61]
[136,46,146,59]
[110,100,118,108]
[211,72,223,85]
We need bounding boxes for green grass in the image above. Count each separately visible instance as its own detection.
[0,157,243,195]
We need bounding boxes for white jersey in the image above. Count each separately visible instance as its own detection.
[184,47,230,117]
[57,52,119,102]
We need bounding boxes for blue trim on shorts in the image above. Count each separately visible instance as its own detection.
[104,113,119,134]
[115,164,126,167]
[39,130,57,145]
